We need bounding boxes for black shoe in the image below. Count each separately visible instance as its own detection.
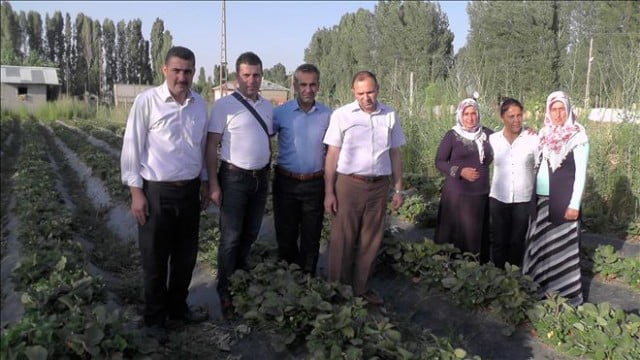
[142,324,169,344]
[221,298,235,320]
[169,308,208,324]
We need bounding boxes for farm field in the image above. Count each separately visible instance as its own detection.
[1,113,639,359]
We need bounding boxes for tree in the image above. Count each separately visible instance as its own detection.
[0,2,21,64]
[126,19,143,83]
[63,12,73,95]
[150,18,165,84]
[194,66,208,95]
[263,63,287,87]
[45,11,64,68]
[26,11,44,59]
[457,1,566,105]
[73,13,89,95]
[103,19,116,102]
[116,20,127,83]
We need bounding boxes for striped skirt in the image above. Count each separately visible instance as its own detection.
[522,196,583,306]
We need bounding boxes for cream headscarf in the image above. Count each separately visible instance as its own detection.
[453,98,487,163]
[539,91,588,172]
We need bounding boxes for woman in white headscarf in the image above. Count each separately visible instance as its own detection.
[522,91,589,306]
[434,98,494,262]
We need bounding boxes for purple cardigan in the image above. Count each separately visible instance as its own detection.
[435,128,494,196]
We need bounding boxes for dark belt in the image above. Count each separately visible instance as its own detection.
[275,165,324,181]
[344,173,388,183]
[221,161,269,176]
[145,178,199,187]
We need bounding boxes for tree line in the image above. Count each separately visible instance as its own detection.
[304,1,639,111]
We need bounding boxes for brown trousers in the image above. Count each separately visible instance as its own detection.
[327,174,389,295]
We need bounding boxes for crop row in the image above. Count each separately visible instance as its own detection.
[584,245,640,291]
[50,122,128,202]
[379,236,640,359]
[63,119,124,150]
[0,120,152,358]
[230,242,476,360]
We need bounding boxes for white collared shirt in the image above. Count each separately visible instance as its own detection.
[489,129,539,203]
[208,91,273,170]
[323,101,405,176]
[120,82,209,188]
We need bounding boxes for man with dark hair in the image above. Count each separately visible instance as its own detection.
[121,46,209,338]
[272,63,330,275]
[206,51,273,318]
[323,70,405,306]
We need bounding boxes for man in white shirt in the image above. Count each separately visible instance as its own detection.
[489,98,539,268]
[206,52,273,318]
[121,46,209,336]
[323,71,405,306]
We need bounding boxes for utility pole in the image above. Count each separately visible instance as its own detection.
[584,37,594,110]
[409,72,414,115]
[220,0,228,97]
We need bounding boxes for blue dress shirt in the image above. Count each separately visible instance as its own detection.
[274,99,331,173]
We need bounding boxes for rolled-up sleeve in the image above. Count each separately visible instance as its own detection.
[389,112,406,148]
[120,95,148,188]
[323,112,343,148]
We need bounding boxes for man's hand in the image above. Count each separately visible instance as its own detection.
[391,192,404,210]
[200,181,210,211]
[460,167,480,182]
[564,208,579,221]
[324,193,338,216]
[130,188,148,225]
[208,182,222,207]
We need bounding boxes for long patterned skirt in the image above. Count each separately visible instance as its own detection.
[522,196,583,306]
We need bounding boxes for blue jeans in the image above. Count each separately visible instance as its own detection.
[216,164,269,300]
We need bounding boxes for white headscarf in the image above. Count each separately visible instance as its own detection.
[539,91,588,172]
[453,98,487,163]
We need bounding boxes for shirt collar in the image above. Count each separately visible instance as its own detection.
[293,99,317,113]
[348,100,383,115]
[159,81,194,103]
[234,90,263,104]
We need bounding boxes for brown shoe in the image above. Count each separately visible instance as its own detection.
[360,290,384,305]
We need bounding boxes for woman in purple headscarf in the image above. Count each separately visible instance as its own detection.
[434,98,494,262]
[522,91,589,306]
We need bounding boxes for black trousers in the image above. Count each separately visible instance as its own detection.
[216,165,269,301]
[272,173,324,275]
[139,179,200,326]
[489,197,530,268]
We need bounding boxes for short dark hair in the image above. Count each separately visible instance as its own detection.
[499,97,523,116]
[235,51,262,74]
[351,71,378,88]
[165,46,196,67]
[294,63,320,82]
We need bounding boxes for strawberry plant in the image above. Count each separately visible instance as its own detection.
[528,295,640,359]
[587,245,640,290]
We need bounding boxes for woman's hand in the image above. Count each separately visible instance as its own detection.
[460,167,480,182]
[564,208,579,221]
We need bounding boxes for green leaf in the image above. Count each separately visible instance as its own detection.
[84,325,104,345]
[341,326,355,338]
[24,345,48,360]
[55,256,67,271]
[454,348,467,358]
[441,277,457,288]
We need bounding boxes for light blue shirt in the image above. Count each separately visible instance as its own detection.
[274,99,331,173]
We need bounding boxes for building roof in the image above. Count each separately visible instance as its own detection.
[0,65,60,85]
[212,79,289,92]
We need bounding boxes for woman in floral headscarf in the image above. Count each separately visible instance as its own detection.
[522,91,589,306]
[434,98,493,262]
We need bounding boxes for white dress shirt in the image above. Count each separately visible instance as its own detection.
[323,101,405,176]
[489,129,539,203]
[120,82,209,188]
[208,91,273,170]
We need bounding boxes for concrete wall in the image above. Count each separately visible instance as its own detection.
[0,83,47,111]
